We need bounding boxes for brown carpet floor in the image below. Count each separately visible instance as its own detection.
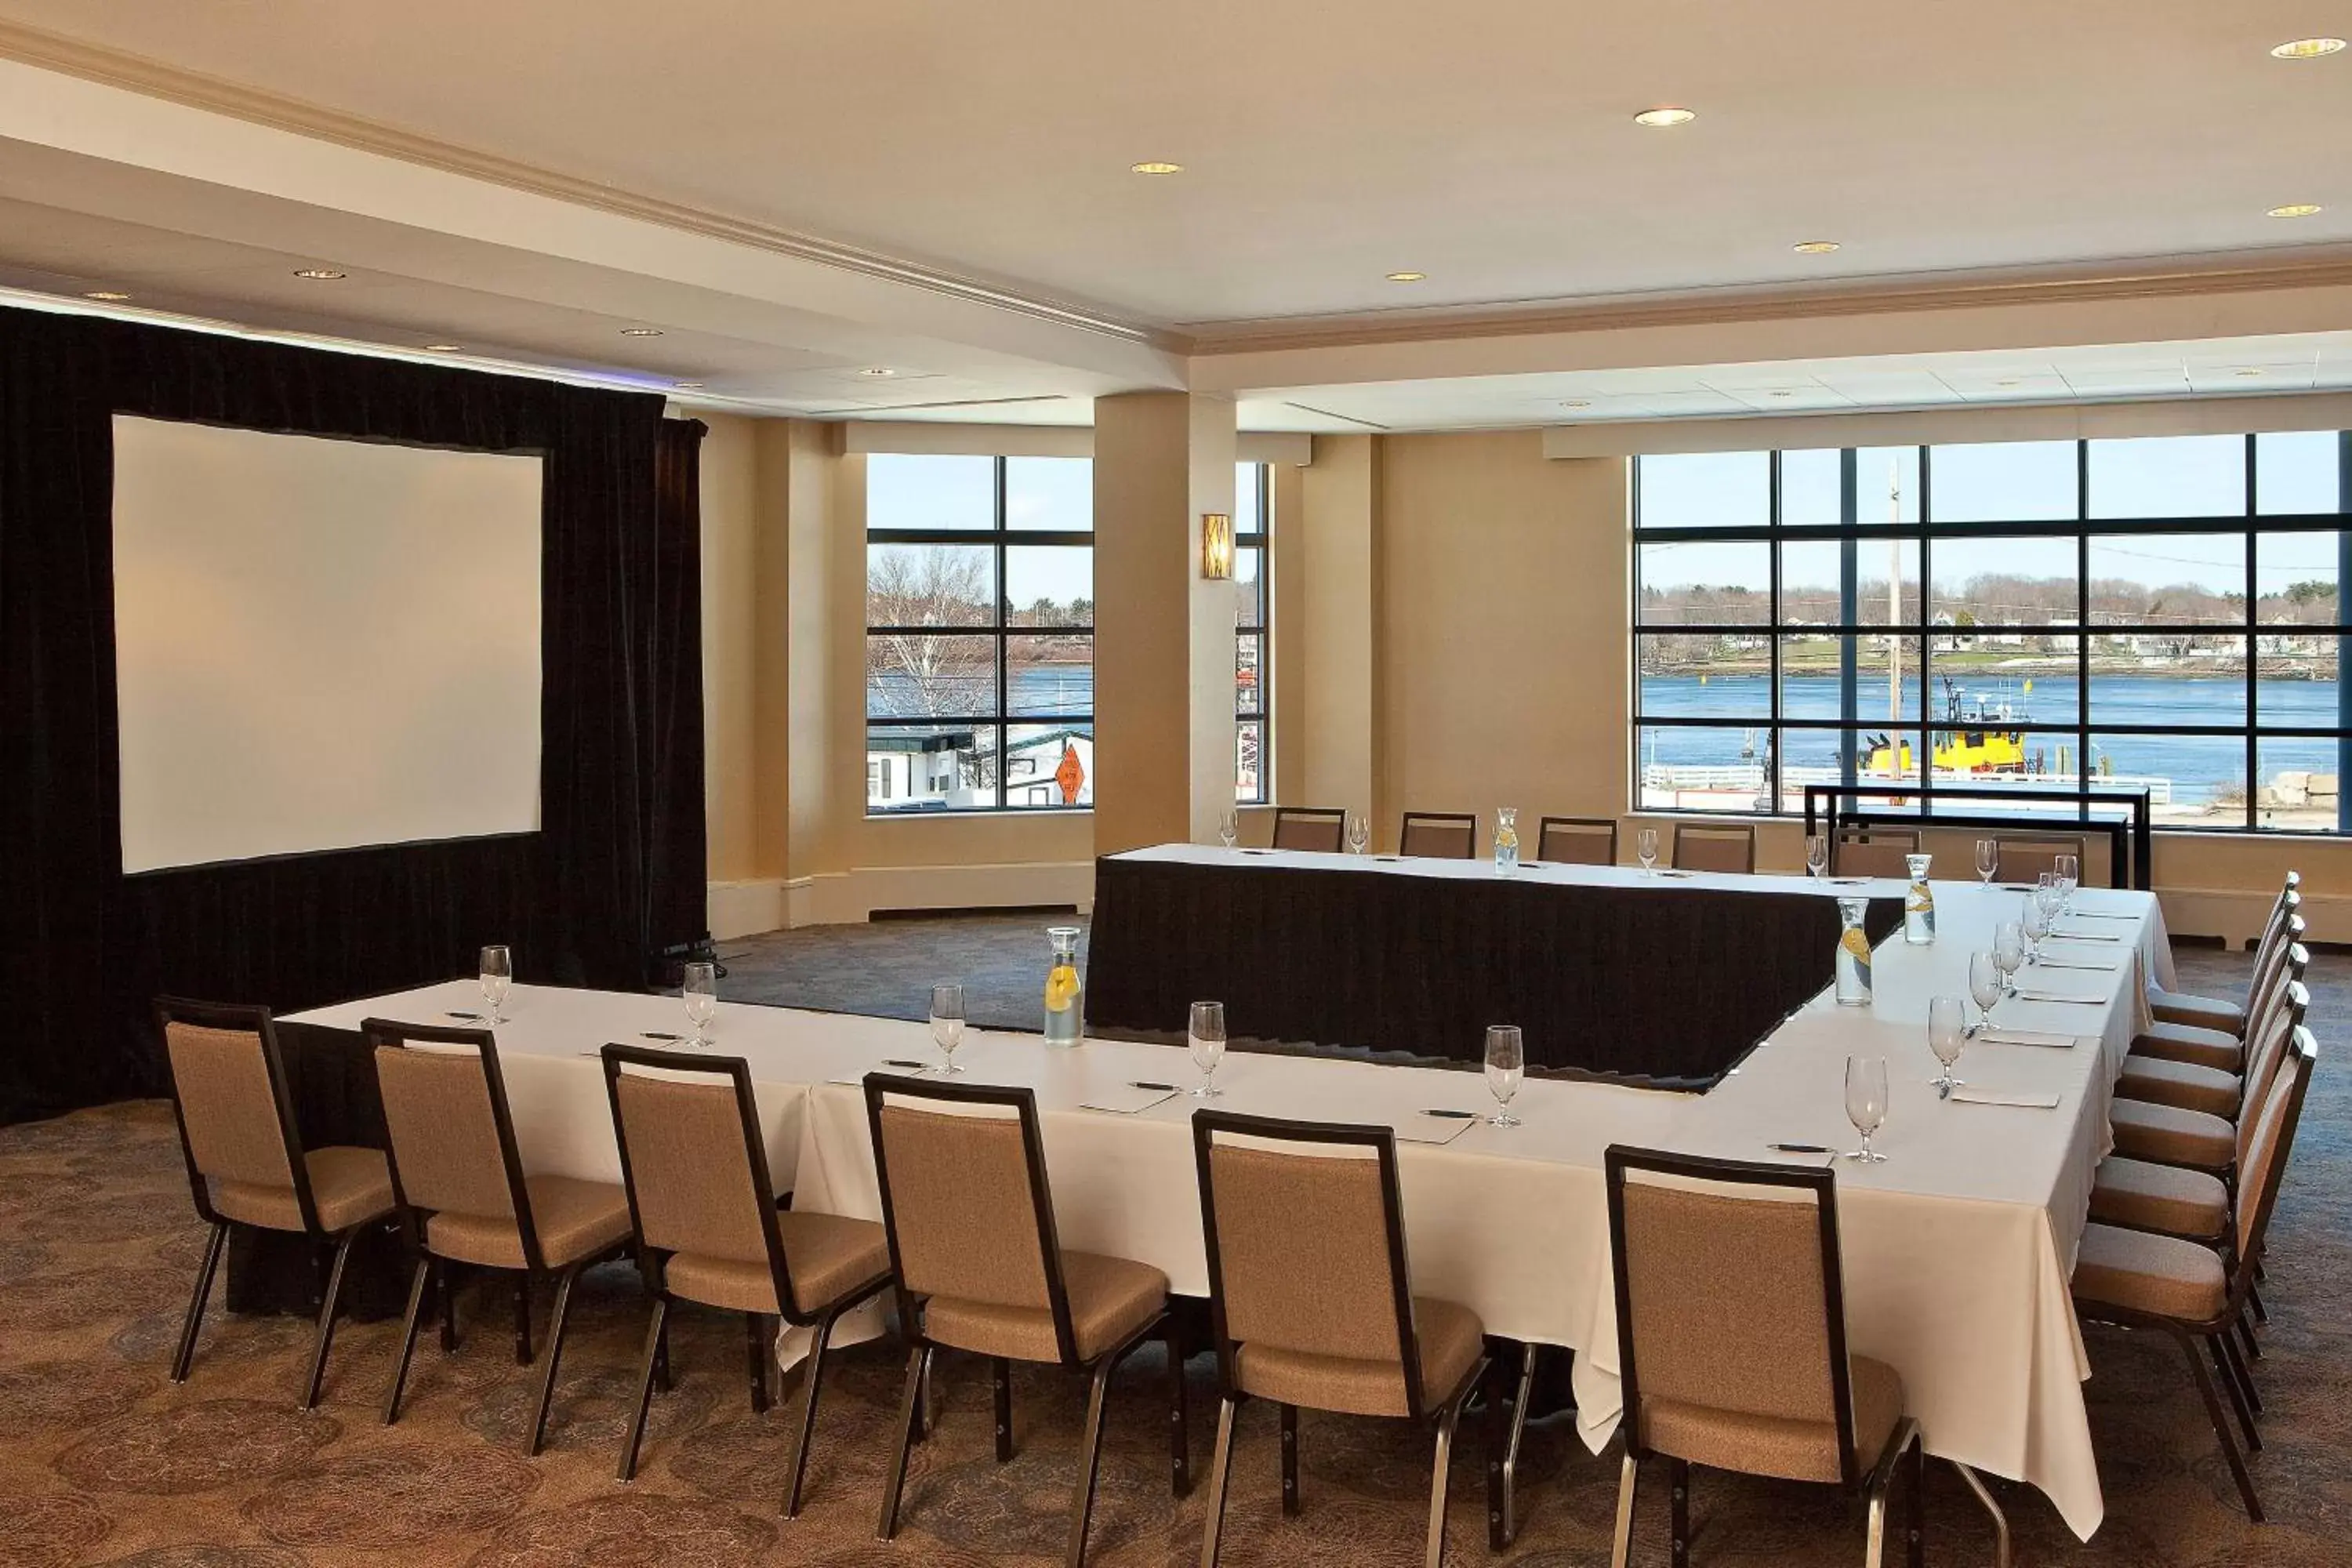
[3,938,2345,1568]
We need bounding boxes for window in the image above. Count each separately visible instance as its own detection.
[1235,462,1272,802]
[1632,433,2352,832]
[867,454,1093,812]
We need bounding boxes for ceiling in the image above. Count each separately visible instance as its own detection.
[0,3,2347,428]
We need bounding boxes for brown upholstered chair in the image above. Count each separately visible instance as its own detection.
[868,1076,1183,1567]
[1398,811,1477,859]
[2073,1026,2318,1521]
[1604,1146,1925,1568]
[1537,815,1618,866]
[1831,828,1918,879]
[2107,976,2306,1181]
[2148,878,2299,1040]
[1671,822,1756,873]
[157,996,396,1408]
[1192,1110,1495,1568]
[369,1018,634,1452]
[2133,909,2302,1076]
[2112,946,2306,1120]
[602,1043,891,1515]
[1271,806,1346,852]
[1992,834,2082,884]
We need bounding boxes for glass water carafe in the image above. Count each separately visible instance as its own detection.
[1904,853,1936,946]
[1835,897,1875,1007]
[1494,807,1520,876]
[1042,925,1084,1047]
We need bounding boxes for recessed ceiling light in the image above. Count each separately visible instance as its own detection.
[421,343,463,353]
[1768,390,1797,399]
[2267,203,2324,218]
[1560,398,1592,409]
[859,366,897,377]
[1130,161,1183,176]
[620,327,664,337]
[82,289,132,302]
[2234,368,2267,378]
[1633,107,1696,128]
[1791,240,1841,255]
[673,381,705,390]
[1385,270,1428,282]
[292,267,346,281]
[2270,37,2346,59]
[1996,379,2024,388]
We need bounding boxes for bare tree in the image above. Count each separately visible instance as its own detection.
[866,546,993,722]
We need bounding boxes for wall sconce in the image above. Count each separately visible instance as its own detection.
[1201,512,1235,579]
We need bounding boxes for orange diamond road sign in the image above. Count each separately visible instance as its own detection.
[1054,742,1085,804]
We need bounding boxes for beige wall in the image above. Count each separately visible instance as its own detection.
[698,413,760,883]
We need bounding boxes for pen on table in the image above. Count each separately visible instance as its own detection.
[639,1030,683,1041]
[445,1011,485,1021]
[883,1058,929,1070]
[1130,1080,1178,1092]
[1423,1108,1479,1120]
[1769,1142,1833,1154]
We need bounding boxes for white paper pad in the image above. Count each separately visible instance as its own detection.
[2035,956,2120,972]
[1078,1083,1181,1115]
[825,1061,930,1087]
[2013,989,2104,1005]
[2063,910,2140,922]
[2048,929,2122,943]
[1949,1088,2063,1109]
[1976,1029,2078,1049]
[1395,1112,1479,1145]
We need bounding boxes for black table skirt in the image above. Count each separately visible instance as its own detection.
[1084,855,1903,1087]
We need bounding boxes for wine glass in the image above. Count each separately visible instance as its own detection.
[2056,853,2080,912]
[1636,828,1660,876]
[1975,838,1999,884]
[1217,811,1238,851]
[479,945,512,1025]
[1188,1000,1227,1098]
[1994,920,2026,997]
[682,960,717,1045]
[1969,951,2003,1035]
[1844,1054,1889,1163]
[2020,895,2048,967]
[929,982,966,1072]
[1345,814,1370,855]
[1485,1025,1524,1127]
[1806,833,1829,879]
[1927,994,1966,1093]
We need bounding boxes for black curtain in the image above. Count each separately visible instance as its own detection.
[0,305,704,1124]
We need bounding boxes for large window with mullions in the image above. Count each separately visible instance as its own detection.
[1632,432,2352,832]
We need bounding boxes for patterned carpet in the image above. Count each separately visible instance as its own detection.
[2,936,2345,1568]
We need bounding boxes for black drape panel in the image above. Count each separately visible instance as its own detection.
[0,305,704,1125]
[647,419,710,974]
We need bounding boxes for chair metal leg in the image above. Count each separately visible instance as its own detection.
[1279,1403,1300,1516]
[1065,1348,1118,1568]
[782,1309,838,1517]
[1200,1396,1239,1568]
[383,1254,431,1425]
[172,1220,227,1384]
[1904,1430,1925,1568]
[993,1357,1014,1461]
[300,1228,358,1411]
[877,1343,931,1540]
[513,1273,533,1365]
[1167,1322,1191,1497]
[617,1297,670,1482]
[2248,1281,2268,1327]
[435,1258,459,1353]
[1950,1461,2011,1568]
[1425,1387,1465,1568]
[747,1312,772,1415]
[1865,1467,1889,1568]
[1494,1341,1536,1548]
[526,1262,583,1456]
[1668,1456,1690,1568]
[2181,1330,2263,1521]
[2208,1334,2262,1452]
[1610,1454,1639,1568]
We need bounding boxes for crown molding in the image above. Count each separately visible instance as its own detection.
[0,19,1162,347]
[1180,249,2352,357]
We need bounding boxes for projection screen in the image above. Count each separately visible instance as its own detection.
[111,416,545,873]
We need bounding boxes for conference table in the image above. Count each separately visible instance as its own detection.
[275,875,2172,1541]
[1085,844,1904,1083]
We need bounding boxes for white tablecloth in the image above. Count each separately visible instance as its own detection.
[1116,840,1909,902]
[285,878,2171,1541]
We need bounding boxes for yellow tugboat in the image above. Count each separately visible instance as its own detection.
[1864,677,2030,778]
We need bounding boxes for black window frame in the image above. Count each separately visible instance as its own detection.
[1236,461,1272,804]
[1632,431,2352,834]
[866,454,1094,815]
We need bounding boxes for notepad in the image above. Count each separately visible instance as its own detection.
[825,1062,928,1087]
[2013,988,2103,1005]
[2048,929,2123,943]
[1949,1089,2062,1109]
[2063,910,2140,922]
[2035,955,2120,972]
[1077,1083,1179,1115]
[1976,1028,2077,1049]
[1394,1114,1476,1146]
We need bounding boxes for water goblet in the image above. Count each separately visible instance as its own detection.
[1345,814,1370,855]
[2020,896,2049,967]
[1217,811,1238,851]
[479,945,512,1025]
[1994,920,2026,997]
[1485,1025,1524,1127]
[1636,828,1660,876]
[1969,951,2003,1034]
[1805,833,1829,879]
[1927,994,1966,1093]
[1189,1000,1227,1098]
[2055,853,2079,911]
[682,960,717,1046]
[929,982,966,1072]
[1844,1054,1889,1163]
[1975,838,1999,884]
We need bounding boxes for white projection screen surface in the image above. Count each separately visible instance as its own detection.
[111,416,545,874]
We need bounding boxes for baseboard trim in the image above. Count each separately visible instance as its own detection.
[713,862,1097,933]
[706,878,787,940]
[2158,885,2349,948]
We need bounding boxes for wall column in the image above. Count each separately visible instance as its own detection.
[1297,434,1383,833]
[1092,392,1238,851]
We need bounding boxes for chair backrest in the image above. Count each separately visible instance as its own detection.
[2236,971,2307,1165]
[1831,828,1918,880]
[2230,1025,2316,1297]
[154,996,317,1232]
[1192,1110,1428,1415]
[1537,815,1617,866]
[1399,811,1477,859]
[1672,822,1755,873]
[367,1018,539,1268]
[1606,1145,1861,1488]
[2240,913,2305,1034]
[1271,807,1346,853]
[2246,891,2303,995]
[601,1043,799,1317]
[863,1075,1076,1362]
[1994,835,2083,884]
